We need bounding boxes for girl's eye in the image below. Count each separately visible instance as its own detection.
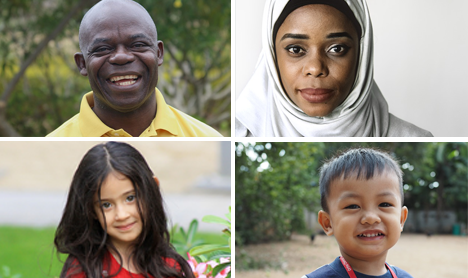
[285,45,305,55]
[379,202,392,208]
[345,204,359,209]
[126,195,135,202]
[102,202,112,209]
[328,45,350,54]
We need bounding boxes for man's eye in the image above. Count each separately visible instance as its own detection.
[95,46,111,53]
[345,204,359,209]
[285,46,305,55]
[133,43,146,48]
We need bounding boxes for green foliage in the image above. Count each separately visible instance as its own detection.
[235,142,323,244]
[0,225,224,278]
[189,207,231,278]
[171,219,206,258]
[236,142,468,245]
[0,266,21,278]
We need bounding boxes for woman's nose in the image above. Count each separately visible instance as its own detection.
[303,50,329,78]
[109,45,135,65]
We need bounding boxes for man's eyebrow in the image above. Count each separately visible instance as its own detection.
[326,32,353,40]
[130,33,152,41]
[89,38,110,50]
[280,33,310,41]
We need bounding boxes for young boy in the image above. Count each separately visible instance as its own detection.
[305,148,413,278]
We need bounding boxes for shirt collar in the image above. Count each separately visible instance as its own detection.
[78,88,179,137]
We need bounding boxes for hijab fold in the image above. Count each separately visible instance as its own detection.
[236,0,391,137]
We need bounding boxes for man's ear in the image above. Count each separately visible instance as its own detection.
[156,41,164,66]
[400,206,408,231]
[74,52,88,76]
[318,210,334,236]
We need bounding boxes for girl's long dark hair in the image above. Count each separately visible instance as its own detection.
[54,142,194,278]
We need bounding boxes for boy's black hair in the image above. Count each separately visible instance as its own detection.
[319,148,404,213]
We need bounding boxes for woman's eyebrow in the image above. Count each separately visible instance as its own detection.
[326,32,353,40]
[280,33,310,41]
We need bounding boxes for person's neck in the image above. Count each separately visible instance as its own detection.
[340,251,388,276]
[110,243,139,274]
[93,93,157,137]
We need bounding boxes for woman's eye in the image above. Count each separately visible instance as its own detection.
[102,202,112,209]
[328,45,349,54]
[379,202,392,207]
[345,204,359,209]
[126,195,135,202]
[286,46,305,55]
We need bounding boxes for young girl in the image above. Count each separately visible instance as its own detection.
[54,141,194,278]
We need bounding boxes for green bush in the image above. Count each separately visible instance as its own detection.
[235,143,322,245]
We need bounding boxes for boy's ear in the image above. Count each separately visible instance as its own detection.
[318,210,334,236]
[400,206,409,231]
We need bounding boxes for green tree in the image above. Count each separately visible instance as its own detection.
[0,0,230,136]
[236,142,467,245]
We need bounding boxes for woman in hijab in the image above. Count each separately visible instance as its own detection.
[235,0,433,137]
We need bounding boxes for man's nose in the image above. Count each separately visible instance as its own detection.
[109,45,135,65]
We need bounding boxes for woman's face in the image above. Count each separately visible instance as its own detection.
[275,4,359,117]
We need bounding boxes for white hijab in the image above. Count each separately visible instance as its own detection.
[236,0,391,137]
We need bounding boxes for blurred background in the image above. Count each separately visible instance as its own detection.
[0,0,231,137]
[0,141,231,277]
[235,0,468,136]
[235,142,468,278]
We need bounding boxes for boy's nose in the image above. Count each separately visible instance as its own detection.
[361,210,381,225]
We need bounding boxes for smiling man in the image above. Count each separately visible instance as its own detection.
[47,0,222,137]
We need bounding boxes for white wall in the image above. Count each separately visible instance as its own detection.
[234,0,468,137]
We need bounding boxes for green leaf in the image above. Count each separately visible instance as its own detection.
[186,219,199,245]
[189,244,230,256]
[202,215,230,227]
[211,262,231,277]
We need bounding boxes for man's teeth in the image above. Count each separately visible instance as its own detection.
[110,75,138,82]
[358,233,384,237]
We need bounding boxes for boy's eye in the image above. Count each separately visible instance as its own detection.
[379,202,392,207]
[345,204,359,209]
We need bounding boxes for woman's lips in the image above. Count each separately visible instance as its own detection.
[298,88,334,103]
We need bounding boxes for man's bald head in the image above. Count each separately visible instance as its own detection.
[78,0,158,53]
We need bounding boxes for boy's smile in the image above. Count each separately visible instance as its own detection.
[319,171,408,273]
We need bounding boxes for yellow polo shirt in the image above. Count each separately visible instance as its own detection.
[46,89,223,137]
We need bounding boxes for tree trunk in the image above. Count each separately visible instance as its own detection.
[0,0,98,137]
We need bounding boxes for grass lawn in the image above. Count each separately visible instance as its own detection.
[0,226,225,278]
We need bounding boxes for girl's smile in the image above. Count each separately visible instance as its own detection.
[94,172,143,250]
